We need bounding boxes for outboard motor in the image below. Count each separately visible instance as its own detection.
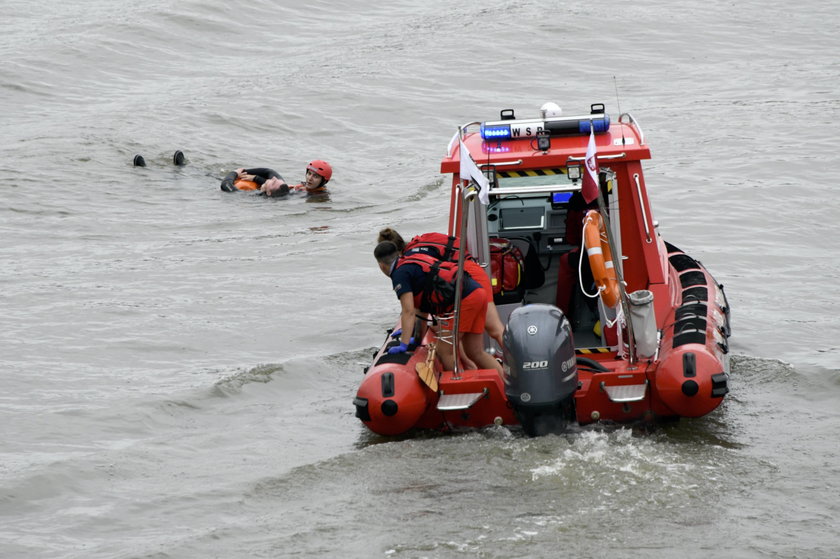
[504,304,578,436]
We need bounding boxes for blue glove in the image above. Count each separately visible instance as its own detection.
[390,328,402,339]
[388,342,409,354]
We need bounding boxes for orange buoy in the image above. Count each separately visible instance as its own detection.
[233,179,260,191]
[583,210,620,307]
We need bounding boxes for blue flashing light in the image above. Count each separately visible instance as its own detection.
[578,115,611,134]
[480,123,512,140]
[552,192,573,204]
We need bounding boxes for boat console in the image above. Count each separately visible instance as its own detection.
[487,188,576,256]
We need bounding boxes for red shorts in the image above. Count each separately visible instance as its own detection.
[458,288,487,334]
[464,260,493,300]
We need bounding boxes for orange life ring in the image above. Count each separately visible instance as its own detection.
[582,210,620,307]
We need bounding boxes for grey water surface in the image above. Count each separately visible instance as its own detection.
[2,0,839,557]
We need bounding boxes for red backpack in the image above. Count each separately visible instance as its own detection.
[397,252,465,315]
[489,238,524,295]
[404,232,461,261]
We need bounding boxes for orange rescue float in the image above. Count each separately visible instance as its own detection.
[583,209,620,308]
[233,179,260,191]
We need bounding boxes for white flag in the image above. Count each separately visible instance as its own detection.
[459,140,490,204]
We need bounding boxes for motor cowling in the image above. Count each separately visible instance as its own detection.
[503,304,578,436]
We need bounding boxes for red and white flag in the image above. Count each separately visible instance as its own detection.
[581,127,599,204]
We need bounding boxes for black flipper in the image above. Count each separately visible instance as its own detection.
[173,150,186,166]
[133,154,146,167]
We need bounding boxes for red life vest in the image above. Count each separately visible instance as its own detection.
[396,252,466,315]
[404,232,462,262]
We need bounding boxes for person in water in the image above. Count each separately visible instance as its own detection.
[374,240,504,376]
[220,160,332,197]
[377,227,505,350]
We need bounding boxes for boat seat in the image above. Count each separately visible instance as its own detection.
[511,237,545,291]
[554,248,604,344]
[555,248,595,317]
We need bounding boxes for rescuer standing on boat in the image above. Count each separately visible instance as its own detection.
[376,227,505,350]
[373,240,504,376]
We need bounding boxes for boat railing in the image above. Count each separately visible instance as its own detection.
[447,112,643,157]
[446,122,481,156]
[567,152,627,162]
[450,182,480,378]
[489,184,579,197]
[633,172,653,244]
[618,112,645,145]
[478,159,523,168]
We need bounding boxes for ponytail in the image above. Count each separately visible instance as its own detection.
[377,227,406,253]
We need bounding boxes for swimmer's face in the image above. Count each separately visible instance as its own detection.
[304,169,325,189]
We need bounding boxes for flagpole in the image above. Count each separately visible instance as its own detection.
[452,137,491,376]
[451,179,478,379]
[594,177,637,366]
[587,120,637,365]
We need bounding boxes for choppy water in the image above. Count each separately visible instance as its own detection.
[2,0,839,557]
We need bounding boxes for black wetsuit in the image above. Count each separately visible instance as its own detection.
[241,168,284,186]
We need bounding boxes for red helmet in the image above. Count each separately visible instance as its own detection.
[306,160,332,184]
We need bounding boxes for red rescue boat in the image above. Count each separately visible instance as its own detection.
[354,103,731,436]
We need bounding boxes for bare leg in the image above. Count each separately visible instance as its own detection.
[435,334,477,371]
[461,332,504,376]
[485,301,505,349]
